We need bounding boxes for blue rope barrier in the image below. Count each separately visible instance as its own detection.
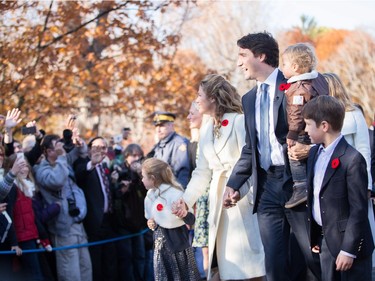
[0,228,150,255]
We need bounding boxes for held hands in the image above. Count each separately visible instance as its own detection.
[171,198,188,218]
[336,253,354,271]
[223,186,240,208]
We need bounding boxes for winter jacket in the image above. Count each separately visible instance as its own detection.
[285,71,328,141]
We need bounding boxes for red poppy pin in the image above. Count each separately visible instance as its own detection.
[156,204,163,211]
[279,83,291,91]
[331,158,340,169]
[221,119,229,126]
[104,168,110,175]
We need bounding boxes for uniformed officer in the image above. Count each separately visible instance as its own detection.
[147,111,191,188]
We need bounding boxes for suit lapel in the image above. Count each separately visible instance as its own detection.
[273,70,286,127]
[245,89,257,148]
[320,138,347,192]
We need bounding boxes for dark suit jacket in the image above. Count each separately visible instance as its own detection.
[74,157,114,236]
[307,138,374,259]
[227,70,289,212]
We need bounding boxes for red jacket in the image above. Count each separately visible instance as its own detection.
[13,188,39,242]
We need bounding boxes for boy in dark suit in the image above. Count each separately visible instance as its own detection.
[303,95,374,281]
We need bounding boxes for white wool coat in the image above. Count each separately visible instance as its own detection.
[183,113,265,279]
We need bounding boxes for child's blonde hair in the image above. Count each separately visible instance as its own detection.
[282,43,317,73]
[142,158,183,191]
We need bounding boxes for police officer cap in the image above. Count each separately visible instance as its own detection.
[153,111,176,126]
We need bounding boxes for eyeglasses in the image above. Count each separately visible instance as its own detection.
[91,145,107,151]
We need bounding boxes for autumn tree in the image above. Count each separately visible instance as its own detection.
[0,0,205,141]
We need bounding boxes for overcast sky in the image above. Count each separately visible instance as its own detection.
[267,0,375,34]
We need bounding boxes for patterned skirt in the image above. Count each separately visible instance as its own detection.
[153,227,201,281]
[192,187,209,247]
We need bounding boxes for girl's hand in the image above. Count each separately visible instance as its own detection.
[11,245,22,256]
[147,219,157,231]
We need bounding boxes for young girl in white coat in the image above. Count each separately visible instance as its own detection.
[142,158,200,281]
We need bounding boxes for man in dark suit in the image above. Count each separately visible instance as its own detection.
[223,32,320,281]
[74,136,117,281]
[303,96,374,281]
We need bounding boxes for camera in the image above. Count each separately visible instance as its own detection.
[21,126,37,135]
[67,198,80,217]
[118,169,132,183]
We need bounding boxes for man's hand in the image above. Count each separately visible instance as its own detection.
[25,120,41,136]
[223,186,240,208]
[91,151,105,166]
[288,142,311,161]
[336,253,354,271]
[4,108,22,129]
[0,203,7,212]
[66,115,77,131]
[54,142,66,157]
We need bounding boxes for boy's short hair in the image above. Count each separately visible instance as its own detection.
[282,43,317,73]
[302,95,345,131]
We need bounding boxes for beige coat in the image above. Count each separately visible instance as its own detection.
[183,113,265,279]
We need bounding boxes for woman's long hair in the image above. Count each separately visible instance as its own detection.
[323,72,355,111]
[200,74,242,137]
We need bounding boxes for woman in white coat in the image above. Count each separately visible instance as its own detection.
[324,72,375,266]
[174,74,265,281]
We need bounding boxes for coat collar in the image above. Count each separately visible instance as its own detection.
[200,113,239,171]
[320,137,348,191]
[213,113,239,154]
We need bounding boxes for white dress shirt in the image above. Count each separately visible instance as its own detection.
[312,135,343,226]
[255,68,285,166]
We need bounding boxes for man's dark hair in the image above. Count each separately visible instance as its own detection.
[302,95,345,131]
[41,134,60,153]
[237,31,279,67]
[87,136,107,148]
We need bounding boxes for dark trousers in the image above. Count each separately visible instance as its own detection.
[116,231,146,281]
[89,217,118,281]
[320,237,372,281]
[257,166,321,281]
